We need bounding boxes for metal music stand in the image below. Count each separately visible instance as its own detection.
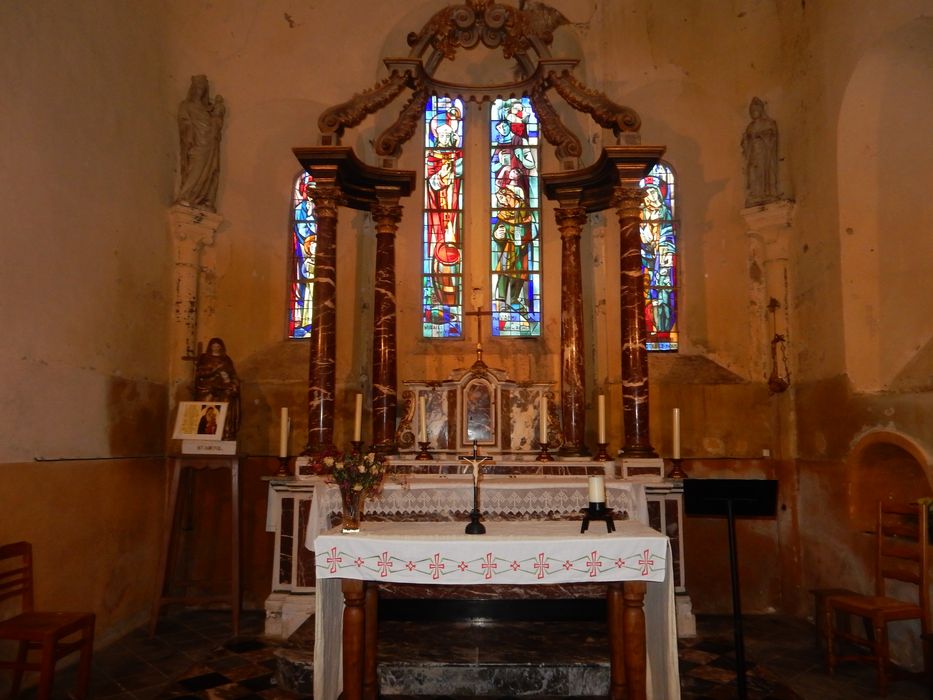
[684,478,778,700]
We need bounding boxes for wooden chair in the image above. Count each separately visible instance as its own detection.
[823,502,930,695]
[0,542,95,700]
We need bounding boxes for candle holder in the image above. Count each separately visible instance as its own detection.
[465,482,486,535]
[668,457,687,480]
[276,456,290,477]
[349,440,364,455]
[415,441,433,461]
[535,440,555,462]
[594,442,612,461]
[580,502,616,533]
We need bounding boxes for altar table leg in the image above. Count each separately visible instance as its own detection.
[341,579,366,700]
[607,583,627,700]
[623,581,648,700]
[363,584,379,700]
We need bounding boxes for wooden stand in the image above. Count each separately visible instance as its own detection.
[149,455,241,636]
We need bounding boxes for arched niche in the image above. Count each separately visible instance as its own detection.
[848,429,932,534]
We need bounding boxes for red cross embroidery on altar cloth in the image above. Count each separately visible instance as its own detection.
[482,553,497,579]
[615,557,626,568]
[458,561,469,572]
[327,547,342,574]
[377,552,392,577]
[405,561,417,571]
[639,548,655,576]
[586,551,603,577]
[534,553,550,579]
[354,557,365,568]
[510,560,521,571]
[430,553,445,579]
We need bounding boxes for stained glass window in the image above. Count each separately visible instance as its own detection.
[289,171,316,339]
[489,97,541,337]
[639,162,678,351]
[422,96,465,338]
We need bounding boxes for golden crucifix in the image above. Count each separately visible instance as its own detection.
[462,287,494,366]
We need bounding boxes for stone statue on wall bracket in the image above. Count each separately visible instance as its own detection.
[741,96,780,207]
[175,75,225,212]
[194,337,240,440]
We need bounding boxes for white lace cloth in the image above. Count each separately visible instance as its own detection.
[302,475,648,545]
[311,520,679,700]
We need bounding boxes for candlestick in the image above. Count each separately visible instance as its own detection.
[353,393,363,442]
[419,395,427,443]
[278,408,289,458]
[597,393,606,444]
[588,475,606,504]
[539,395,548,444]
[672,407,681,459]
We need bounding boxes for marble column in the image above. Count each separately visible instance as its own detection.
[614,185,656,457]
[305,183,340,453]
[168,205,222,406]
[370,192,404,453]
[556,205,589,456]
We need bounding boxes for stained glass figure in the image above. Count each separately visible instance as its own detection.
[489,97,541,337]
[422,96,465,338]
[639,162,679,351]
[289,171,316,339]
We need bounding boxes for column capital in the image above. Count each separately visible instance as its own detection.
[169,204,223,249]
[309,183,342,218]
[612,185,644,220]
[554,205,587,237]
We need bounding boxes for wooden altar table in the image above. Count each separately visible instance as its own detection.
[313,520,680,700]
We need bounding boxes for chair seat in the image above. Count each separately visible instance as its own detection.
[0,611,95,643]
[829,594,922,622]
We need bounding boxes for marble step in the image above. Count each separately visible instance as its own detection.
[275,617,612,697]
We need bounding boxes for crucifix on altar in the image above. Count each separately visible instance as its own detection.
[458,439,492,534]
[462,287,493,367]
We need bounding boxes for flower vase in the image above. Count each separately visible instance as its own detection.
[340,486,365,533]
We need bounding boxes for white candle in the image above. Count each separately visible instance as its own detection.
[588,475,606,504]
[672,407,681,459]
[353,393,363,442]
[278,407,288,458]
[419,395,427,442]
[597,394,606,444]
[539,395,548,444]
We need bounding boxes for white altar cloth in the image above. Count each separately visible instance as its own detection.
[312,520,680,700]
[298,475,648,544]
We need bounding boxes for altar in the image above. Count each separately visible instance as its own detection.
[313,520,681,699]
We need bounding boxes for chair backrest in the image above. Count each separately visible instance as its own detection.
[0,541,35,614]
[875,502,930,630]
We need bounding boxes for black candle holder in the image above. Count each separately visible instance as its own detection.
[668,457,687,480]
[580,502,616,533]
[276,456,290,477]
[593,442,612,461]
[349,440,364,454]
[535,440,555,462]
[415,441,433,461]
[465,482,485,535]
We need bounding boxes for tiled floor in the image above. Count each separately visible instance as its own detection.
[10,609,930,699]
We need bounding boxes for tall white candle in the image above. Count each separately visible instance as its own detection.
[588,475,606,503]
[672,407,681,459]
[278,407,289,458]
[353,393,363,442]
[419,395,427,442]
[597,394,606,444]
[539,395,548,444]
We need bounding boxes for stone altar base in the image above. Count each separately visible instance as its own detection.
[276,612,613,697]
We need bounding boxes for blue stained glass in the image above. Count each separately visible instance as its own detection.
[423,96,465,338]
[489,97,541,337]
[289,172,316,339]
[639,162,678,351]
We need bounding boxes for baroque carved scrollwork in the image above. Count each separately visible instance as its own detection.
[529,84,582,161]
[406,0,567,65]
[548,70,641,136]
[375,85,431,157]
[318,70,414,137]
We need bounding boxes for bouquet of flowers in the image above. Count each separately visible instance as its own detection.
[315,450,387,498]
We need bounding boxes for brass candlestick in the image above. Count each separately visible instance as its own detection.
[349,440,364,454]
[276,456,289,477]
[536,440,554,462]
[415,441,433,461]
[594,442,611,461]
[668,457,687,480]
